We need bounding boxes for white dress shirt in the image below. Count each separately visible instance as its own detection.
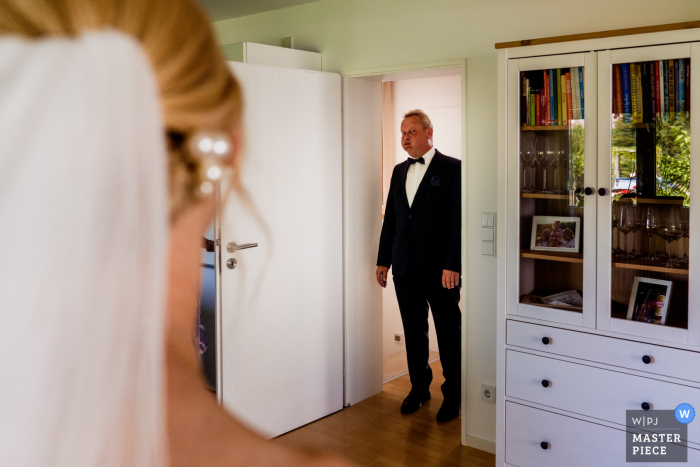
[405,147,436,207]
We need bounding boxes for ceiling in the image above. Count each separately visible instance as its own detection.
[198,0,323,22]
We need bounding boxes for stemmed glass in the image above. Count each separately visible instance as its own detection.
[643,205,661,261]
[553,133,568,194]
[680,207,690,263]
[624,204,642,258]
[616,203,633,257]
[611,202,624,257]
[520,133,535,193]
[535,135,555,193]
[657,206,684,268]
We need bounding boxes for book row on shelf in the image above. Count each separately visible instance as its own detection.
[521,67,585,127]
[612,60,691,123]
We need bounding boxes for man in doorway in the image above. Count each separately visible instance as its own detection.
[375,110,462,423]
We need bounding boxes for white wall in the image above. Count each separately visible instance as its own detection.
[213,0,700,445]
[383,74,462,360]
[392,75,462,164]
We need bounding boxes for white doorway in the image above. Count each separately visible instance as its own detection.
[378,69,464,384]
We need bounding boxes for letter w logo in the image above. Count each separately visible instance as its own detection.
[680,410,691,419]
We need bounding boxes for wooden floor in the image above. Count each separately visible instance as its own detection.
[383,350,440,383]
[278,360,496,467]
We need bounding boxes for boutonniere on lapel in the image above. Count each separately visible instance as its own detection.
[429,175,440,187]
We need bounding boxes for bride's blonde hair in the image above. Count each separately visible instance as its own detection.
[0,0,242,218]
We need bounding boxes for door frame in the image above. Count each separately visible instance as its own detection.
[343,58,474,450]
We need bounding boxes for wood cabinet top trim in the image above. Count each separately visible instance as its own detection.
[495,20,700,50]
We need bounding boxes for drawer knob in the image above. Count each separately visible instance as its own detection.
[541,441,549,450]
[642,355,652,364]
[641,402,651,411]
[541,379,551,388]
[542,337,551,345]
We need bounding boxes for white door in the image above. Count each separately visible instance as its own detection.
[219,62,343,437]
[341,77,384,405]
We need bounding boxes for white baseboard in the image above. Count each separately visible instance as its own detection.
[461,435,496,454]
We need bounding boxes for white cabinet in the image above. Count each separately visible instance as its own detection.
[498,26,700,467]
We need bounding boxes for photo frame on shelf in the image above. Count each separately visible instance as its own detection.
[530,215,581,252]
[626,277,673,326]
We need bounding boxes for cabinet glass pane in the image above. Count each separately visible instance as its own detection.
[519,67,585,312]
[609,59,690,329]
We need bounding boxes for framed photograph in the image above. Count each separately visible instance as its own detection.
[626,277,673,325]
[530,216,581,253]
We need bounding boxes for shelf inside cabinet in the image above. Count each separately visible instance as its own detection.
[520,249,583,263]
[520,294,583,313]
[521,125,569,131]
[521,193,570,200]
[611,257,689,275]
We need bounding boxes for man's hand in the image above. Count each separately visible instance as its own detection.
[376,266,389,288]
[442,270,460,289]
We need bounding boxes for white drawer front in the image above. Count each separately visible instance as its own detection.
[506,350,700,446]
[506,402,700,467]
[507,320,700,383]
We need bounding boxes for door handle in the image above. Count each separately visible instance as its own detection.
[227,242,259,253]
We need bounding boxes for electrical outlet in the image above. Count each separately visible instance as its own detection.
[481,384,496,403]
[394,332,404,344]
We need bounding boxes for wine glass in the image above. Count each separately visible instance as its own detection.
[535,135,555,194]
[520,133,535,193]
[624,204,642,258]
[611,202,623,257]
[657,206,684,268]
[643,205,661,261]
[616,203,633,257]
[680,207,689,263]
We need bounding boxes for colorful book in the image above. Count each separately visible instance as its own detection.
[544,71,551,125]
[675,59,680,119]
[549,70,556,126]
[560,74,566,125]
[613,64,622,114]
[664,60,670,121]
[565,72,573,122]
[655,61,661,120]
[688,61,691,114]
[669,60,676,120]
[679,58,686,115]
[641,62,651,123]
[650,61,657,119]
[630,64,641,123]
[579,66,585,119]
[557,70,563,125]
[570,68,578,120]
[621,63,632,117]
[536,90,542,126]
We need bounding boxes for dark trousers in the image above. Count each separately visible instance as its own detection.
[393,271,462,403]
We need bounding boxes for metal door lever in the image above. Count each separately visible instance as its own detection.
[227,242,259,253]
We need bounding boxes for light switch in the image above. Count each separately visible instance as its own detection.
[481,227,494,242]
[481,214,489,227]
[481,242,495,256]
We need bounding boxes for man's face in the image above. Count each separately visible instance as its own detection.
[400,116,433,158]
[553,221,561,230]
[541,229,550,242]
[563,230,573,241]
[550,230,561,246]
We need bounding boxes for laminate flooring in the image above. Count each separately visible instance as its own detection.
[277,360,496,467]
[383,350,440,383]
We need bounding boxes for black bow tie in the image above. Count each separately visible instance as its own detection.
[408,157,425,166]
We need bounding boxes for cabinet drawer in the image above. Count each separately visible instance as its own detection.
[506,402,700,467]
[506,350,700,446]
[507,319,700,383]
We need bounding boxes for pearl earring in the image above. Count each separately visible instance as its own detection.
[188,130,232,194]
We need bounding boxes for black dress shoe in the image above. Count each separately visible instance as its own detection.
[401,389,431,414]
[436,400,460,422]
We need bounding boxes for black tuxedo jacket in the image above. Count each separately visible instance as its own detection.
[377,150,461,276]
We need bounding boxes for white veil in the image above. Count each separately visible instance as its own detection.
[0,31,168,466]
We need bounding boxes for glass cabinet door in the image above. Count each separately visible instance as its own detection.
[597,43,699,344]
[507,53,598,327]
